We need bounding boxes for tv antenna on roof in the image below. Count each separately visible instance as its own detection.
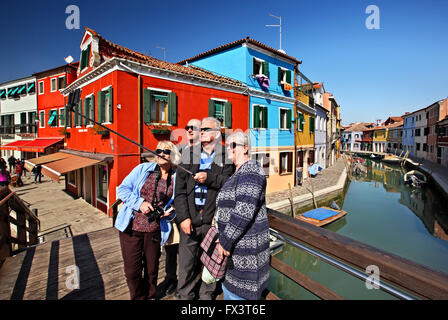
[266,14,282,52]
[156,46,166,61]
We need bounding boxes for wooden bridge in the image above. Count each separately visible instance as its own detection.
[1,187,448,300]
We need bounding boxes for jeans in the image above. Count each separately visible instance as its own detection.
[34,173,41,183]
[222,284,246,300]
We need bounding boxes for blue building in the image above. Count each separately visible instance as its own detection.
[179,37,300,193]
[402,112,415,156]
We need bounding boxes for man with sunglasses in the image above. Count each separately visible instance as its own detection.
[174,117,235,300]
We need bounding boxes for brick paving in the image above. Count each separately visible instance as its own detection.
[266,157,347,209]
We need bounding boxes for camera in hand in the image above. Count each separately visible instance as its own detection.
[147,205,165,223]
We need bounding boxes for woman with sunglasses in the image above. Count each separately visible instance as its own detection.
[214,132,270,300]
[115,141,181,300]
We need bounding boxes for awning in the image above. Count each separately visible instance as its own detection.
[42,154,103,183]
[24,152,72,171]
[20,138,63,153]
[0,140,30,151]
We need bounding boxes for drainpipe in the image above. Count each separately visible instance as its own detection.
[138,74,142,158]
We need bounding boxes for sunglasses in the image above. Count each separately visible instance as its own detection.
[200,127,220,132]
[185,125,199,131]
[155,149,171,155]
[226,142,245,149]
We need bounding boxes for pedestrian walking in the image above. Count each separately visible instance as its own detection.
[32,164,42,183]
[15,160,24,187]
[8,155,16,173]
[174,117,234,300]
[0,163,11,187]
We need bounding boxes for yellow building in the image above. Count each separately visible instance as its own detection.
[373,127,388,153]
[295,88,316,181]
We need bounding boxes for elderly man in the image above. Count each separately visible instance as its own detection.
[174,117,234,300]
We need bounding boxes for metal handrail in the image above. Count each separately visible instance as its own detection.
[269,228,416,300]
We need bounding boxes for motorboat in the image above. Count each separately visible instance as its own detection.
[383,155,401,164]
[403,170,427,188]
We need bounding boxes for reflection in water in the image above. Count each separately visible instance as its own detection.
[269,158,448,300]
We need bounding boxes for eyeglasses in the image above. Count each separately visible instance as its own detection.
[226,142,245,149]
[185,125,199,131]
[155,149,171,155]
[200,127,220,132]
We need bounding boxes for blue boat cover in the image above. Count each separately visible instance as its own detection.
[308,164,323,176]
[302,208,338,221]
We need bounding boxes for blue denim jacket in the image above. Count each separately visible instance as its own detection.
[114,162,176,245]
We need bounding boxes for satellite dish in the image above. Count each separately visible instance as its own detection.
[64,55,74,64]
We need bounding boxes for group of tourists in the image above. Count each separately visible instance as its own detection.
[114,117,270,301]
[0,156,42,187]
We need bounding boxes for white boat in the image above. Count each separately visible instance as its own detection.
[403,170,427,188]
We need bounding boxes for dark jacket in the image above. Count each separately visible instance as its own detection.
[174,143,234,227]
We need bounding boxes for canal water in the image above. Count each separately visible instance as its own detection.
[268,158,448,299]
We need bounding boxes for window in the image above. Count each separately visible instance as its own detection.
[68,171,76,186]
[0,89,5,100]
[279,152,293,175]
[59,107,65,127]
[58,76,66,90]
[253,105,268,129]
[80,44,91,70]
[423,144,428,152]
[416,143,420,151]
[39,111,45,128]
[209,99,232,128]
[48,109,58,127]
[415,128,421,136]
[424,127,430,136]
[278,67,292,85]
[27,82,35,94]
[20,113,27,133]
[253,58,269,77]
[38,81,44,95]
[83,95,95,126]
[143,88,177,125]
[97,165,108,203]
[251,153,270,176]
[279,108,292,130]
[297,112,305,131]
[51,78,57,92]
[65,106,72,128]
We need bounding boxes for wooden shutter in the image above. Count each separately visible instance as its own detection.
[98,91,105,123]
[278,67,282,83]
[83,98,88,126]
[224,102,232,128]
[287,109,292,129]
[310,116,315,133]
[108,87,113,123]
[253,58,258,75]
[167,92,177,125]
[143,89,152,123]
[262,107,268,129]
[253,105,260,128]
[299,113,304,131]
[286,70,292,84]
[90,94,95,125]
[262,61,269,78]
[208,99,215,117]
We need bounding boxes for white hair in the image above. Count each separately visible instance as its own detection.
[226,131,251,154]
[201,117,221,129]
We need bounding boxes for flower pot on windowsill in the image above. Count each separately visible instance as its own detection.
[90,125,110,138]
[58,128,70,138]
[148,123,172,135]
[151,129,171,135]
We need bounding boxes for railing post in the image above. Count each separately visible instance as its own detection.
[16,209,26,249]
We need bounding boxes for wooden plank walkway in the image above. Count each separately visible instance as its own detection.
[0,227,176,300]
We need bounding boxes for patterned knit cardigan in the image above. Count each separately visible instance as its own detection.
[215,160,270,300]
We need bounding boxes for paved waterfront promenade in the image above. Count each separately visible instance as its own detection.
[266,157,347,213]
[404,157,448,196]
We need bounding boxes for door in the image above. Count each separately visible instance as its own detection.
[84,167,93,204]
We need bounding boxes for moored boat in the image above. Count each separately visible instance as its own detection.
[297,206,348,227]
[403,170,427,188]
[382,155,402,164]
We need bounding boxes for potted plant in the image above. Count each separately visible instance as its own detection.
[149,123,171,135]
[58,127,70,138]
[90,125,110,137]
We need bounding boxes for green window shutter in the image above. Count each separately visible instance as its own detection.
[253,58,258,75]
[278,67,282,83]
[224,102,232,128]
[108,87,113,123]
[98,91,105,123]
[83,98,88,126]
[287,109,292,129]
[90,94,95,125]
[74,102,79,126]
[262,107,268,129]
[143,89,152,123]
[286,70,292,84]
[310,116,314,133]
[167,92,177,125]
[262,61,269,78]
[253,105,260,128]
[208,99,215,117]
[299,113,304,131]
[65,107,69,127]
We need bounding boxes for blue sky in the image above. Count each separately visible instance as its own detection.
[1,0,447,124]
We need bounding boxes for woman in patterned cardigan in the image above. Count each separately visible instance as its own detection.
[215,132,270,300]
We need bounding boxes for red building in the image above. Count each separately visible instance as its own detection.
[426,98,448,162]
[436,116,448,166]
[34,27,249,215]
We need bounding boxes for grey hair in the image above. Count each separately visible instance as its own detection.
[226,131,251,154]
[201,117,221,129]
[188,118,202,126]
[156,141,181,166]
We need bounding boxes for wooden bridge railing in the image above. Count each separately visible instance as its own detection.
[0,187,40,265]
[268,209,448,300]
